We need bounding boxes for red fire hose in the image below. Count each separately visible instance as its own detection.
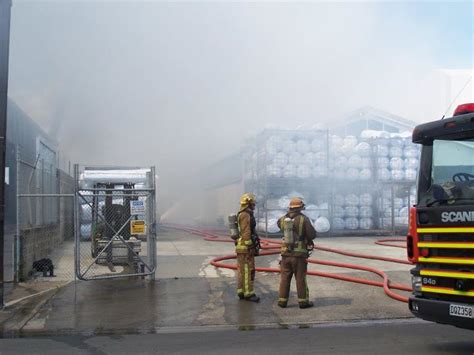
[164,224,412,303]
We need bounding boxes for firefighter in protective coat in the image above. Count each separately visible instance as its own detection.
[235,193,260,303]
[277,197,316,308]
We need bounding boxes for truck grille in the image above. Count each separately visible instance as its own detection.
[416,229,474,301]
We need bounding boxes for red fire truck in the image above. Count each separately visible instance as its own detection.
[408,103,474,330]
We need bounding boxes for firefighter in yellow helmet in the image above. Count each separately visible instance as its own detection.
[277,197,316,308]
[235,193,260,302]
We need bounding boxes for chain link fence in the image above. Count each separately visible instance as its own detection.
[16,147,76,282]
[75,165,156,280]
[14,158,157,283]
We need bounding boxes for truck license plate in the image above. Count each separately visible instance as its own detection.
[449,304,473,318]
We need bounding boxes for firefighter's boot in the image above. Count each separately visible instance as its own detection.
[245,294,260,303]
[277,301,287,308]
[299,301,314,309]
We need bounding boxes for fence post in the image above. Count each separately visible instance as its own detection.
[15,145,19,281]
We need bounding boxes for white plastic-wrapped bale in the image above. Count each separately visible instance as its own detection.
[344,206,359,218]
[80,224,92,240]
[359,218,374,230]
[359,206,373,217]
[278,196,291,209]
[377,157,390,168]
[266,218,281,233]
[360,157,373,168]
[395,217,408,225]
[405,168,417,181]
[345,194,360,206]
[359,168,372,181]
[346,168,359,181]
[81,204,93,223]
[305,205,320,220]
[343,136,358,148]
[360,130,380,140]
[379,218,392,228]
[390,138,404,147]
[347,154,362,168]
[344,218,359,230]
[394,198,404,210]
[303,152,316,166]
[335,156,347,168]
[311,138,325,152]
[266,165,282,178]
[297,165,312,178]
[383,207,393,218]
[355,142,372,157]
[265,140,281,155]
[282,164,296,178]
[289,152,303,165]
[404,147,419,159]
[377,168,392,181]
[341,144,355,157]
[313,166,328,178]
[391,169,405,181]
[404,158,419,169]
[390,157,405,170]
[314,217,330,233]
[375,144,389,157]
[333,194,345,206]
[389,146,403,158]
[296,139,311,154]
[332,218,345,230]
[314,151,328,164]
[273,152,288,168]
[332,206,345,218]
[359,193,373,206]
[269,210,286,220]
[399,207,409,218]
[380,197,392,209]
[282,140,296,154]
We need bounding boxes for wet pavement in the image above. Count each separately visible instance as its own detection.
[1,228,414,336]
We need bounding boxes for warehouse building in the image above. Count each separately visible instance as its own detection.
[4,98,73,284]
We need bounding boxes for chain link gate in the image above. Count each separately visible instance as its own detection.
[74,165,156,280]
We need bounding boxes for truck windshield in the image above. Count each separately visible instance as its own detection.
[420,139,474,206]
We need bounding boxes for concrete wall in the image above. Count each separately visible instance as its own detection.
[19,224,60,279]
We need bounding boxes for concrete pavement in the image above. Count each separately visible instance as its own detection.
[1,227,414,336]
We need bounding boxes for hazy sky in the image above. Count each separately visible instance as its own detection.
[7,0,473,210]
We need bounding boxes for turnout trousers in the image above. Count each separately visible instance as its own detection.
[279,255,309,304]
[236,251,256,297]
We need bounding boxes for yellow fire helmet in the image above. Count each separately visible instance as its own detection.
[240,193,257,207]
[289,197,305,210]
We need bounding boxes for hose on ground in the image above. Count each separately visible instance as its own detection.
[163,224,412,303]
